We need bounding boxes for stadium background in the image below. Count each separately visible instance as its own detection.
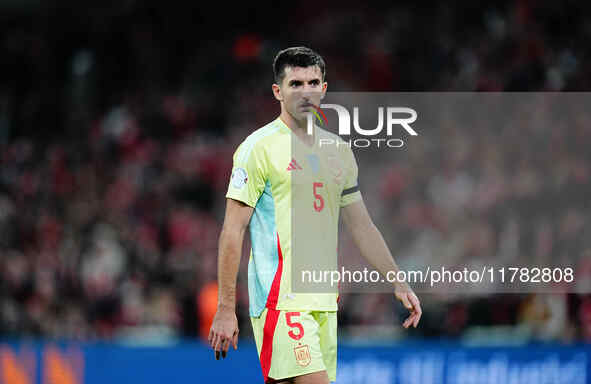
[0,1,590,383]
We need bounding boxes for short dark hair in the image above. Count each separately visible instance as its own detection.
[273,46,326,85]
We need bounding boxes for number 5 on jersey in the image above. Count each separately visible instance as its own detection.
[313,182,324,212]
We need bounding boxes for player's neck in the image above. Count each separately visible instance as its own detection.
[279,111,314,147]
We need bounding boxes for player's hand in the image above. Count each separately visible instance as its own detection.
[208,305,239,360]
[394,283,422,329]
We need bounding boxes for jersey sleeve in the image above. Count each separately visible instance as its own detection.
[225,141,267,208]
[340,146,362,207]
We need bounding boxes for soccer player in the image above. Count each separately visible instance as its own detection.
[209,46,421,384]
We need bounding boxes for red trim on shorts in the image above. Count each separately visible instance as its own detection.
[265,233,284,309]
[260,308,280,383]
[260,234,283,383]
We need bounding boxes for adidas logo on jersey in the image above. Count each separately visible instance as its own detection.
[286,158,303,171]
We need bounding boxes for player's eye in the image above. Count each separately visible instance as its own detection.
[309,80,320,86]
[289,81,302,87]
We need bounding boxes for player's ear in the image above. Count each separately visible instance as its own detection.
[272,83,283,101]
[321,81,327,99]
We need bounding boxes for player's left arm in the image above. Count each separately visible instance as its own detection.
[341,198,422,329]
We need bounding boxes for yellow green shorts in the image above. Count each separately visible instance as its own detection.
[251,308,337,383]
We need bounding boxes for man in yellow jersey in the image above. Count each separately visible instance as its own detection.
[209,46,422,384]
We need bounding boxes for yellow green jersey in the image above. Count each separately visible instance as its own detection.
[226,117,362,317]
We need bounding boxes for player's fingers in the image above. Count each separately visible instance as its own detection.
[210,332,218,349]
[403,314,413,328]
[212,332,221,360]
[214,334,224,352]
[403,318,411,328]
[232,330,239,350]
[411,301,422,328]
[413,312,421,328]
[222,338,230,355]
[409,294,421,313]
[214,337,224,360]
[407,310,420,326]
[399,293,412,310]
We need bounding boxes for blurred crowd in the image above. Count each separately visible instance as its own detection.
[0,1,590,343]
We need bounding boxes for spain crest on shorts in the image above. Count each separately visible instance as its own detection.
[294,344,311,367]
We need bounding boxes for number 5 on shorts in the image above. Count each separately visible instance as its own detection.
[286,312,304,340]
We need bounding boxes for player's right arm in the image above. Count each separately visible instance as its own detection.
[209,136,268,359]
[209,197,253,359]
